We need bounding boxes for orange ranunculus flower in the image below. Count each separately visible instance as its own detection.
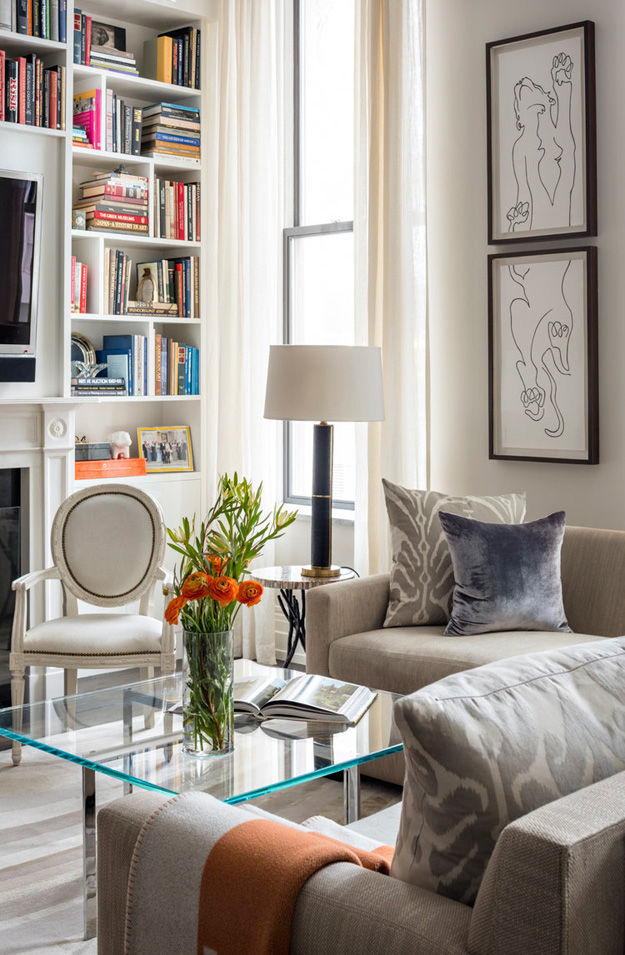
[207,575,239,607]
[237,580,264,608]
[205,554,225,574]
[181,572,210,601]
[165,595,187,625]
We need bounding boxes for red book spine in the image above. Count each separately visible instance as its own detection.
[49,68,57,129]
[89,211,148,224]
[85,16,92,66]
[70,255,76,312]
[178,182,184,240]
[0,52,5,123]
[18,57,26,124]
[175,263,183,317]
[80,263,87,313]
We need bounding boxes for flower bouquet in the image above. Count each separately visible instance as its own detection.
[165,473,296,756]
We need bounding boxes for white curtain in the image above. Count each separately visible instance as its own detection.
[205,0,285,663]
[354,0,428,576]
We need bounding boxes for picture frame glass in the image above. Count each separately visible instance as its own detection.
[137,427,193,472]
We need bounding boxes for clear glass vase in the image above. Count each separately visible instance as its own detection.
[182,630,234,757]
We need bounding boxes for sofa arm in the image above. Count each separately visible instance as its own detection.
[469,771,625,955]
[306,574,390,677]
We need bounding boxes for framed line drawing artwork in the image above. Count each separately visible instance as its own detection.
[487,21,596,243]
[137,426,194,473]
[488,247,598,464]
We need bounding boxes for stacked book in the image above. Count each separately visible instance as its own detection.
[72,124,89,147]
[97,334,147,396]
[154,179,200,241]
[135,256,199,318]
[70,256,88,313]
[1,53,65,128]
[89,47,137,76]
[72,11,138,75]
[74,170,149,235]
[0,0,67,41]
[141,102,200,164]
[72,88,100,148]
[154,335,199,396]
[105,93,142,155]
[71,376,127,397]
[143,27,201,89]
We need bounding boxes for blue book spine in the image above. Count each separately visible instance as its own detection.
[185,347,191,395]
[103,336,135,395]
[59,0,66,42]
[100,349,132,394]
[192,346,199,394]
[151,132,200,146]
[161,337,168,396]
[143,337,147,396]
[73,8,82,64]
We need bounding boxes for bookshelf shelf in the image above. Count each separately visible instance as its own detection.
[0,119,66,137]
[73,63,201,101]
[73,314,202,325]
[71,229,201,249]
[71,147,149,166]
[0,29,67,54]
[73,394,201,403]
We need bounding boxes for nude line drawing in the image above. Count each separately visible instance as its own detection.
[506,53,576,234]
[507,258,573,438]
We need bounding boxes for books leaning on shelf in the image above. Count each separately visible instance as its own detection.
[103,248,132,315]
[232,674,377,725]
[0,0,67,42]
[71,377,127,396]
[0,51,65,128]
[99,334,147,396]
[135,256,200,318]
[76,170,149,234]
[143,27,201,89]
[73,88,100,148]
[70,256,87,313]
[105,93,142,155]
[154,179,200,242]
[72,11,138,74]
[154,334,199,396]
[141,102,200,164]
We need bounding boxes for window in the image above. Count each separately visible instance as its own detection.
[284,0,355,508]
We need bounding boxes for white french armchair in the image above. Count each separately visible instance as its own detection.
[9,483,176,765]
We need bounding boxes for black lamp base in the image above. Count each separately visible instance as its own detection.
[308,422,337,576]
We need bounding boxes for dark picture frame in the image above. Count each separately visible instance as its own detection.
[137,426,193,473]
[488,246,598,464]
[90,21,127,52]
[487,21,596,243]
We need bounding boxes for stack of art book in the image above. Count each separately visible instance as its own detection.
[74,170,149,234]
[141,102,200,164]
[1,53,65,128]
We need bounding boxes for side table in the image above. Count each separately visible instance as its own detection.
[251,565,356,667]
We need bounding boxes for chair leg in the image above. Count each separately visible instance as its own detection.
[140,667,155,729]
[64,669,78,727]
[10,669,25,766]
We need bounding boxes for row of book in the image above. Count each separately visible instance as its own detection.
[154,336,199,396]
[141,101,200,163]
[70,256,88,313]
[72,87,100,148]
[0,0,67,41]
[1,52,65,127]
[97,334,147,396]
[154,179,200,242]
[136,256,199,319]
[73,12,138,76]
[74,169,149,235]
[105,92,142,155]
[143,27,201,89]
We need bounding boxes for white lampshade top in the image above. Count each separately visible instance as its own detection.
[264,345,385,422]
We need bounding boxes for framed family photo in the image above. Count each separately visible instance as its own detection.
[487,21,596,243]
[137,426,194,473]
[488,247,598,464]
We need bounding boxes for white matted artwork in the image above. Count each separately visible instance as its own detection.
[488,247,598,464]
[487,21,596,243]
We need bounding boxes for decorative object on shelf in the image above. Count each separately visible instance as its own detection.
[74,361,107,379]
[164,473,297,755]
[137,267,156,303]
[70,331,96,378]
[110,431,132,459]
[264,345,385,577]
[137,425,194,472]
[91,21,127,51]
[72,210,86,231]
[74,441,111,462]
[487,21,596,243]
[75,458,146,479]
[488,246,598,464]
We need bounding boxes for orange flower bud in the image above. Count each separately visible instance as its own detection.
[205,554,225,574]
[165,595,187,625]
[237,580,264,608]
[181,572,210,601]
[207,575,239,607]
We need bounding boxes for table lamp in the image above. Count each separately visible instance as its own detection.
[264,345,385,577]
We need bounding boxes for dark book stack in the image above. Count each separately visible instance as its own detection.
[154,334,199,396]
[1,0,67,42]
[73,11,137,74]
[74,170,149,234]
[143,26,200,89]
[154,178,200,241]
[141,102,200,164]
[105,93,142,155]
[134,256,199,319]
[71,376,127,396]
[0,51,65,128]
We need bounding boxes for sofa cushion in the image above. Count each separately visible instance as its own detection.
[390,638,625,905]
[328,626,605,696]
[382,480,526,628]
[440,510,571,636]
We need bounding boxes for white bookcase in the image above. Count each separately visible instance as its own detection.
[0,0,217,542]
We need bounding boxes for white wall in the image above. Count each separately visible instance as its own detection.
[427,0,625,526]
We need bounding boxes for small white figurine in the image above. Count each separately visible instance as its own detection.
[110,430,132,459]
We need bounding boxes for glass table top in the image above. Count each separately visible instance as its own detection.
[0,660,402,804]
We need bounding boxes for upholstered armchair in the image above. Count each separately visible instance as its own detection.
[9,483,176,765]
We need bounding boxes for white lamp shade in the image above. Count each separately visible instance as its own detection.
[264,345,385,422]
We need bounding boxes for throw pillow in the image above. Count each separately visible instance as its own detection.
[439,509,571,636]
[382,480,526,627]
[391,638,625,905]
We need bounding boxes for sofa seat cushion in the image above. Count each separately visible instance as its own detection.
[23,614,163,655]
[328,627,607,696]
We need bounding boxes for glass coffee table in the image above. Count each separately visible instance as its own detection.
[0,659,402,938]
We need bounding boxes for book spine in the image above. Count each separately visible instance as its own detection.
[49,0,58,41]
[187,184,192,242]
[190,29,196,91]
[155,334,162,396]
[58,0,65,42]
[114,251,123,315]
[131,105,142,156]
[6,61,18,123]
[80,262,87,313]
[171,36,178,86]
[24,55,35,125]
[124,255,131,314]
[177,182,184,241]
[49,66,57,129]
[17,0,27,34]
[73,9,81,63]
[0,51,5,124]
[59,64,65,129]
[33,0,40,37]
[35,58,40,125]
[177,38,183,86]
[70,255,76,312]
[193,255,199,317]
[27,0,32,36]
[195,29,201,90]
[103,247,110,314]
[17,57,26,124]
[105,88,113,151]
[74,258,81,311]
[177,345,186,395]
[40,0,47,39]
[88,211,149,224]
[84,14,91,66]
[183,33,189,87]
[122,101,130,153]
[80,13,86,65]
[161,337,168,396]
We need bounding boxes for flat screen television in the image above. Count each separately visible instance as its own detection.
[0,170,43,380]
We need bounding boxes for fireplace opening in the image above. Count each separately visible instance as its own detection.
[0,468,21,708]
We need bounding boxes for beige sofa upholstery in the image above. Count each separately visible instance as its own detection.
[306,525,625,783]
[97,768,625,955]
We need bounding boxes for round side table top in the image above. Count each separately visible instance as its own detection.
[250,565,356,591]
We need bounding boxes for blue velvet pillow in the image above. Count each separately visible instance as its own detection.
[439,510,571,636]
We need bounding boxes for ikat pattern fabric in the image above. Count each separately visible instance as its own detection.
[382,481,526,628]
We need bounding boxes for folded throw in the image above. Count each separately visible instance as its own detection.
[124,792,392,955]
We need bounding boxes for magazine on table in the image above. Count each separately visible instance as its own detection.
[233,674,377,725]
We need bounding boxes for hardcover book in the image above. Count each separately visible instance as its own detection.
[231,675,376,725]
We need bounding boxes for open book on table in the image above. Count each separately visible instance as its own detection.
[233,674,377,725]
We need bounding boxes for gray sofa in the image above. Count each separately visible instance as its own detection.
[306,525,625,784]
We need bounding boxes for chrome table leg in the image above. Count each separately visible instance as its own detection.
[343,765,360,824]
[82,766,97,939]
